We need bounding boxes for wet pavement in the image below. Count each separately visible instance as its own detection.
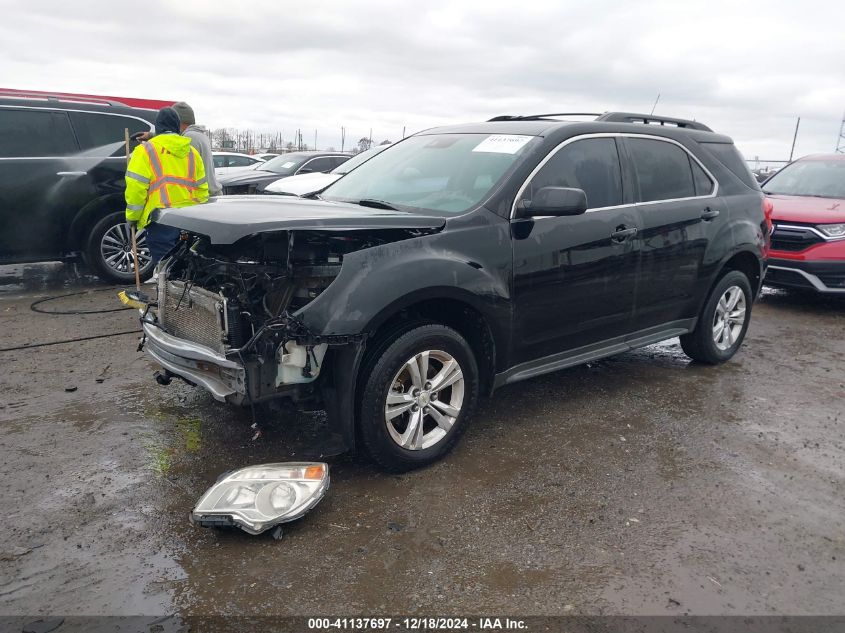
[0,262,843,617]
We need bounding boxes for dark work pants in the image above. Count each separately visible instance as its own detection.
[144,222,181,265]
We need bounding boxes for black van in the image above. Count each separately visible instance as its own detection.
[0,94,156,282]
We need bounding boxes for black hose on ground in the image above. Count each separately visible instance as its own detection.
[0,330,140,353]
[29,287,132,315]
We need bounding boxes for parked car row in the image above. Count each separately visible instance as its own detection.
[1,92,842,303]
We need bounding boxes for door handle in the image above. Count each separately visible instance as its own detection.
[701,207,720,220]
[56,171,87,177]
[611,226,638,242]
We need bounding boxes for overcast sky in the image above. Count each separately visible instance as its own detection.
[2,0,844,161]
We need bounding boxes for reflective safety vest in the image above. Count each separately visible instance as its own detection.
[125,133,209,229]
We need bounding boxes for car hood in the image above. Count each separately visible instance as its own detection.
[158,196,447,244]
[265,172,340,196]
[768,194,845,224]
[219,169,283,186]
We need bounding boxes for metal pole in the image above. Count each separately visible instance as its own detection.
[789,116,801,162]
[125,128,141,291]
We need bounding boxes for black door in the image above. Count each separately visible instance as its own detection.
[0,108,82,262]
[623,136,722,330]
[511,137,641,365]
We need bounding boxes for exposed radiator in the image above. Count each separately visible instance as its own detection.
[158,279,227,354]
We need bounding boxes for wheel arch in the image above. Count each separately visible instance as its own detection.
[360,289,502,396]
[67,194,125,253]
[716,249,764,296]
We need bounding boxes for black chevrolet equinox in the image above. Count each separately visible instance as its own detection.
[0,93,155,282]
[133,111,768,471]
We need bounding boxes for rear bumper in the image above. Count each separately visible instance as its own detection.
[143,320,246,401]
[765,258,845,294]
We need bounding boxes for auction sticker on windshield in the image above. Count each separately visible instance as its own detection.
[282,161,296,168]
[472,135,533,154]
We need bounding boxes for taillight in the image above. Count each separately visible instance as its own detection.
[763,198,774,235]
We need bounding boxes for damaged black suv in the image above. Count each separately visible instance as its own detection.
[136,112,767,471]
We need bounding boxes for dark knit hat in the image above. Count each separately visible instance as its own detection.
[172,102,196,126]
[154,107,181,135]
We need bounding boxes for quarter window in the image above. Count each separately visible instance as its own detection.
[0,109,77,157]
[521,138,623,209]
[628,138,697,202]
[691,158,714,196]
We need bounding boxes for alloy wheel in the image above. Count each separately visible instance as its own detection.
[100,222,152,275]
[384,349,465,451]
[712,285,746,351]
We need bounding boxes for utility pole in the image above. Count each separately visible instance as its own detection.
[369,127,372,150]
[836,110,845,153]
[789,116,801,162]
[314,129,317,151]
[341,126,346,152]
[402,126,406,139]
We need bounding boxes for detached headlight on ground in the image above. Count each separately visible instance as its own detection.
[191,462,329,535]
[817,223,845,238]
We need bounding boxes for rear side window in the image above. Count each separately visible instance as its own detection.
[628,138,696,202]
[69,112,150,156]
[0,109,77,157]
[228,155,254,167]
[213,155,225,168]
[700,142,758,189]
[300,157,335,173]
[522,137,624,209]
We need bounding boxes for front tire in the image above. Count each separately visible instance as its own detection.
[680,270,753,364]
[359,324,479,472]
[85,211,154,284]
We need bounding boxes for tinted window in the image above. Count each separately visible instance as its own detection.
[700,142,758,189]
[691,158,714,196]
[299,157,334,173]
[228,155,254,167]
[69,112,149,156]
[0,109,77,157]
[330,156,351,169]
[629,138,696,202]
[522,138,623,209]
[213,155,225,168]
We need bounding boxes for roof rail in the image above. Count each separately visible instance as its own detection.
[488,113,602,122]
[597,111,712,132]
[0,89,124,107]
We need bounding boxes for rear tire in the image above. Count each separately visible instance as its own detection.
[680,270,752,364]
[85,211,154,284]
[359,324,479,472]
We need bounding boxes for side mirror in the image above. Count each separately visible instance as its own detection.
[518,187,587,217]
[297,168,314,174]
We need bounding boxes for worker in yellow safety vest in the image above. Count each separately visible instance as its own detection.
[125,106,209,265]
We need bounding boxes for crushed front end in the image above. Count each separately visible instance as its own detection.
[138,230,370,406]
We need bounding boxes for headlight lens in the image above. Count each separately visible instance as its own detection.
[191,462,329,535]
[817,223,845,238]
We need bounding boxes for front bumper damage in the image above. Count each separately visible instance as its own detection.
[143,320,245,402]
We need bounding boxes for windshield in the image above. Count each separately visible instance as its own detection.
[259,153,309,175]
[321,133,539,214]
[333,145,389,174]
[762,159,845,199]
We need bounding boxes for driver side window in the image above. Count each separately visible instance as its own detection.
[521,138,624,210]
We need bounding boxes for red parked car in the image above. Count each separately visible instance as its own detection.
[763,154,845,294]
